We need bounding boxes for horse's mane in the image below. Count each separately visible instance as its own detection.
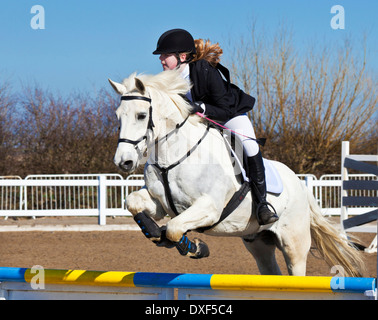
[122,70,198,122]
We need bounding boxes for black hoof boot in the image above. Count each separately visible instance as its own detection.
[134,211,161,240]
[153,226,176,249]
[175,235,198,256]
[175,235,210,259]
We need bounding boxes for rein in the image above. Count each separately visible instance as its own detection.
[195,112,266,147]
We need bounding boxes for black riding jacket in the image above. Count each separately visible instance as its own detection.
[188,59,255,122]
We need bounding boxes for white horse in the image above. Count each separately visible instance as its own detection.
[109,70,364,277]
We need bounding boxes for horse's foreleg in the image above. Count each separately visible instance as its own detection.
[166,194,220,258]
[166,194,219,241]
[127,188,164,220]
[127,188,166,242]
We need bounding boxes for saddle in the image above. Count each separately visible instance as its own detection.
[221,130,283,195]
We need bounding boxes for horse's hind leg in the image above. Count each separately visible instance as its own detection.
[242,231,282,275]
[276,227,310,276]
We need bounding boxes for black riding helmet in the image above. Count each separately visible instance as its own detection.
[153,29,196,64]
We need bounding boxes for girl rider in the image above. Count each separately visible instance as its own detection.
[153,29,278,225]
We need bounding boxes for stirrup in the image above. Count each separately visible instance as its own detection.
[256,201,279,225]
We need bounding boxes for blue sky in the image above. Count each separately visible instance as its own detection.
[0,0,377,96]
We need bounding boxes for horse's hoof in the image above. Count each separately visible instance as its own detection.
[190,238,210,259]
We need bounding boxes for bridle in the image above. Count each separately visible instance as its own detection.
[117,95,155,150]
[117,94,191,150]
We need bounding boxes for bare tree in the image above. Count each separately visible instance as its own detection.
[0,81,16,175]
[227,21,377,176]
[9,86,120,177]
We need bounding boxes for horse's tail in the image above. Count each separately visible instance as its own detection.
[307,188,365,277]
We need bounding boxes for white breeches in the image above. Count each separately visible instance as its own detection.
[224,114,259,157]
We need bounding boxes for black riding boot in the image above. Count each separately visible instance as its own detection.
[247,152,279,225]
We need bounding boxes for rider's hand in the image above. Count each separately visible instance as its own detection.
[190,101,206,115]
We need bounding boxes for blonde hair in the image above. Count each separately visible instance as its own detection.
[191,39,223,67]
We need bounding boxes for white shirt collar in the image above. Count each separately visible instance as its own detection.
[181,64,190,79]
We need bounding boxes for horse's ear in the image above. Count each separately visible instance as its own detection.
[135,78,145,95]
[108,78,127,95]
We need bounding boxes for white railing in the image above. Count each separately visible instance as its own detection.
[23,174,124,213]
[303,174,377,216]
[1,173,376,225]
[0,176,22,211]
[0,174,145,225]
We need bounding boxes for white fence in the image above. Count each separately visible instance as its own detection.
[304,174,377,216]
[0,174,145,225]
[1,173,376,225]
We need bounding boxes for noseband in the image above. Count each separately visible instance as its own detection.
[117,95,155,148]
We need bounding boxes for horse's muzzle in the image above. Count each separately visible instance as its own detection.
[118,160,135,172]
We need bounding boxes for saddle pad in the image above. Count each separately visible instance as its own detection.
[222,133,283,195]
[263,158,283,194]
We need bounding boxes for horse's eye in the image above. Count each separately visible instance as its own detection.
[137,113,147,121]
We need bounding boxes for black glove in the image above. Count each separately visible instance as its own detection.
[190,101,205,115]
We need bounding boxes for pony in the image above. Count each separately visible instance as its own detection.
[108,69,364,277]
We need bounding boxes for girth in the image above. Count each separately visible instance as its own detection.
[152,123,210,216]
[153,166,180,216]
[197,181,250,233]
